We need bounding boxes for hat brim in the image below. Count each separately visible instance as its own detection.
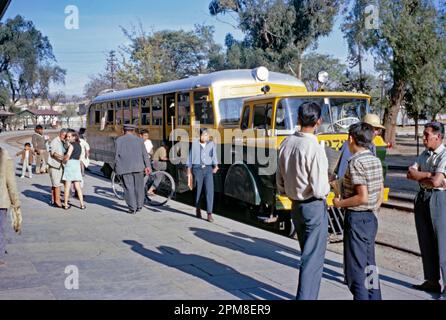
[365,122,385,130]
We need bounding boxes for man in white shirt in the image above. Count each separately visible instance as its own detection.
[277,102,330,300]
[139,129,154,158]
[407,122,446,298]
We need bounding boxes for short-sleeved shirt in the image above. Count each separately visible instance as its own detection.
[411,144,446,190]
[343,150,383,212]
[144,140,154,157]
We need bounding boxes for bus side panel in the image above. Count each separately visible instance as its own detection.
[87,130,118,166]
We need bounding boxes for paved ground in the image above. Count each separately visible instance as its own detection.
[0,131,439,300]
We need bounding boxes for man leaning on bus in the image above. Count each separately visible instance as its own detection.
[277,102,331,300]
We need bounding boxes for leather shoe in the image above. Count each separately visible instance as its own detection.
[207,213,214,223]
[196,209,202,219]
[128,209,137,215]
[412,281,442,294]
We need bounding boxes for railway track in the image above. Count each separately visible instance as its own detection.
[3,132,421,258]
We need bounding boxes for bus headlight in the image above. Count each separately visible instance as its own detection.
[254,66,269,82]
[318,71,329,84]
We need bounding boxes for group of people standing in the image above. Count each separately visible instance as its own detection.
[277,101,446,300]
[14,126,90,211]
[115,124,218,224]
[277,102,385,300]
[47,128,90,211]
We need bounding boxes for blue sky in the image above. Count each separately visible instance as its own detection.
[2,0,374,96]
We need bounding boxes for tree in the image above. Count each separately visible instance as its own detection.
[0,15,65,108]
[117,24,223,88]
[83,73,124,100]
[341,0,374,92]
[60,105,78,128]
[209,0,341,78]
[22,65,66,107]
[47,91,66,110]
[369,0,445,146]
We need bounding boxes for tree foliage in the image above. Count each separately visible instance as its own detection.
[209,0,341,78]
[0,15,65,108]
[116,24,223,88]
[367,0,446,145]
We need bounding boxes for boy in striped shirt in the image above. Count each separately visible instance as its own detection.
[333,122,384,300]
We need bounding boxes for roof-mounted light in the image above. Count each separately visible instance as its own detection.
[253,66,269,82]
[317,71,329,84]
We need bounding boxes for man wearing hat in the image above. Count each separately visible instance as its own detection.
[335,114,385,179]
[115,124,152,214]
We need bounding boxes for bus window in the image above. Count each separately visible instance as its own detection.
[131,99,139,125]
[177,92,190,126]
[106,102,114,125]
[141,98,151,126]
[152,96,163,126]
[116,101,123,125]
[89,104,97,126]
[219,97,246,125]
[241,106,251,130]
[253,103,273,130]
[330,98,368,133]
[123,100,130,124]
[276,98,324,133]
[94,104,102,125]
[194,91,214,125]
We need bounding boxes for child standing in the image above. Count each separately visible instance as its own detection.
[333,122,384,300]
[16,143,33,179]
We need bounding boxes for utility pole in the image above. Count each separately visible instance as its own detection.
[106,50,118,90]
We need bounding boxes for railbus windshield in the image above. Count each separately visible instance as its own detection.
[275,96,370,135]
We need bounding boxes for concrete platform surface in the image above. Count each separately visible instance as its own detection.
[0,131,437,300]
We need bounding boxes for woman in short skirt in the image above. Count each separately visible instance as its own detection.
[63,131,86,210]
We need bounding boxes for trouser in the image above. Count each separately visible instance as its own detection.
[0,209,8,258]
[121,172,145,211]
[35,150,48,174]
[21,163,32,177]
[344,211,382,300]
[292,198,328,300]
[193,166,214,213]
[414,189,446,284]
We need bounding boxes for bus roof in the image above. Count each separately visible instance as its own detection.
[243,91,372,103]
[91,69,306,104]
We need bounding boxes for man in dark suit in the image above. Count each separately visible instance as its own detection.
[115,125,152,214]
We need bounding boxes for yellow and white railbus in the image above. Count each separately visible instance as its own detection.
[87,68,307,190]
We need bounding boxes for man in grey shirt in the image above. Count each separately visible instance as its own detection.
[407,122,446,297]
[115,125,152,215]
[277,102,330,300]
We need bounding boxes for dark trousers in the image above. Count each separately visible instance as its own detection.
[414,190,446,283]
[0,209,8,258]
[344,211,382,300]
[122,172,145,211]
[193,166,214,213]
[292,199,328,300]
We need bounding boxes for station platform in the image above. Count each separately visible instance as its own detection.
[0,132,438,300]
